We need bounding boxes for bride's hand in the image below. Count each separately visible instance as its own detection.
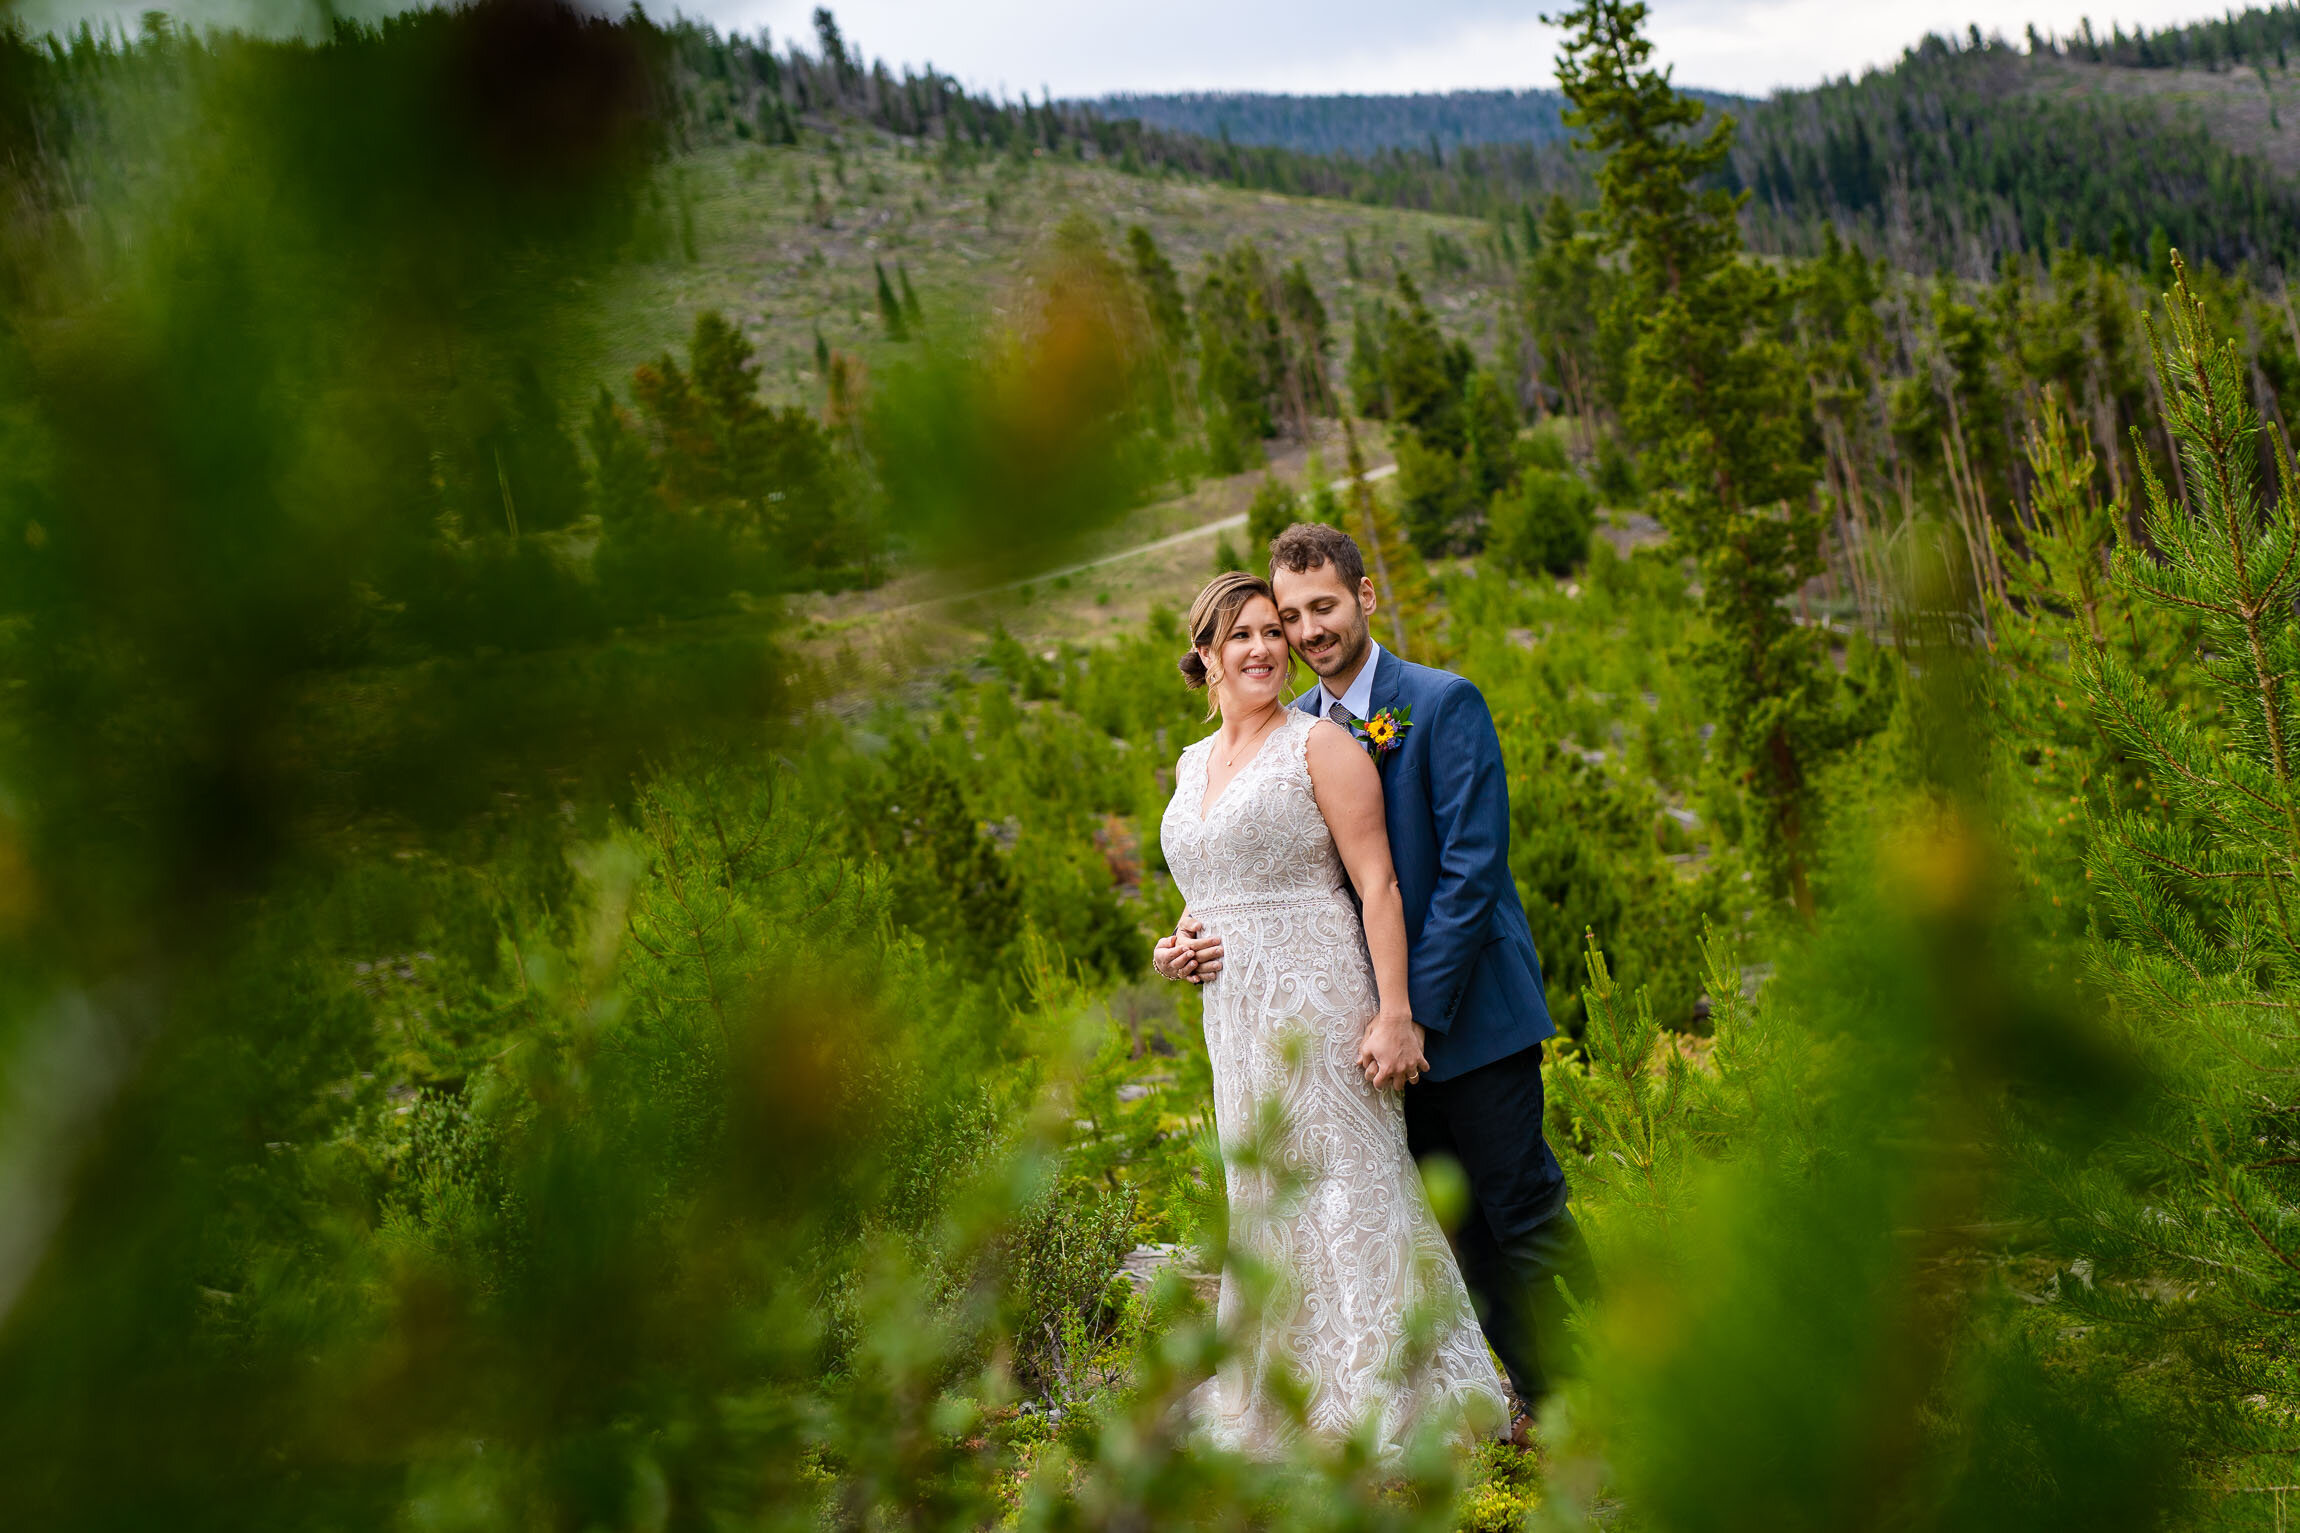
[1154,915,1223,984]
[1358,1009,1429,1090]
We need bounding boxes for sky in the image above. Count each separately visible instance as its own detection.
[704,0,2251,99]
[16,0,2255,98]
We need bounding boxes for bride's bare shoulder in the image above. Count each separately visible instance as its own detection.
[1303,716,1376,785]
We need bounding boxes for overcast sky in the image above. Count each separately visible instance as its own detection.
[16,0,2254,98]
[703,0,2248,98]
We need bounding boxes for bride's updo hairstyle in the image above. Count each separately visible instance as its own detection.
[1180,570,1276,715]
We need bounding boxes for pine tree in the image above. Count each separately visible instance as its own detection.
[1980,396,2191,951]
[756,93,797,145]
[874,259,909,340]
[1495,299,1534,419]
[1488,463,1597,577]
[1341,416,1447,664]
[1793,227,1887,615]
[1123,224,1187,353]
[1541,928,1735,1236]
[477,361,588,533]
[1347,302,1387,419]
[1556,0,1850,919]
[1460,368,1520,502]
[1123,224,1191,435]
[1380,271,1465,456]
[1392,429,1474,555]
[1245,475,1300,554]
[811,5,857,91]
[852,745,1021,956]
[586,384,658,523]
[603,311,860,578]
[2043,257,2300,1415]
[897,260,923,327]
[1521,194,1607,455]
[1275,258,1333,418]
[1194,242,1317,465]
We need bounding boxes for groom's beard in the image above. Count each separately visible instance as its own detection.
[1295,622,1369,682]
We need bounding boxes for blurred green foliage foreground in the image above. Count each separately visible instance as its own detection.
[1,5,2297,1531]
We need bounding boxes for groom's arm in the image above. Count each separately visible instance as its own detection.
[1407,678,1513,1033]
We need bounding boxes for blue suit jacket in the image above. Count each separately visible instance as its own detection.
[1297,655,1554,1081]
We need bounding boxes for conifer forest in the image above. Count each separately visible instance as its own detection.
[14,0,2300,1527]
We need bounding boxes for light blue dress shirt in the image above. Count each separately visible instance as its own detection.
[1312,640,1385,721]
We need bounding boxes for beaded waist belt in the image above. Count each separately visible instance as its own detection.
[1186,888,1353,920]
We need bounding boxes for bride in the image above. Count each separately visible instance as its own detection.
[1152,570,1508,1456]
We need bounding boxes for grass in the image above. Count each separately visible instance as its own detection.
[582,129,1517,414]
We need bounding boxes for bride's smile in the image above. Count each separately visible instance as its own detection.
[1204,595,1289,713]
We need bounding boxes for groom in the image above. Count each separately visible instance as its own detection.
[1164,521,1594,1418]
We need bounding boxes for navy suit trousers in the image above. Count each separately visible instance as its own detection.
[1403,1044,1598,1404]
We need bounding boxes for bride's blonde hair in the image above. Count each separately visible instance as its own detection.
[1179,571,1276,720]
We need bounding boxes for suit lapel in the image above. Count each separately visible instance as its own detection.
[1360,652,1408,771]
[1369,650,1405,718]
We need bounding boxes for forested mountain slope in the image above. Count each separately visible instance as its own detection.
[653,14,1585,215]
[22,2,2300,273]
[1076,5,2300,275]
[1089,86,1741,155]
[1733,34,2300,272]
[2023,49,2300,179]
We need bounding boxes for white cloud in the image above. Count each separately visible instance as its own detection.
[708,0,1532,97]
[1646,0,2241,96]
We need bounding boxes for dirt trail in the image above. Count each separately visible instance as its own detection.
[792,430,1395,676]
[872,461,1397,622]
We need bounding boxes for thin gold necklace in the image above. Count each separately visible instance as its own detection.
[1218,705,1283,769]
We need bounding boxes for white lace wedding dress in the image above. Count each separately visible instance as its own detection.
[1160,707,1508,1457]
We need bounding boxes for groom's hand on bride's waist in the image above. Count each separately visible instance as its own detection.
[1153,914,1224,984]
[1358,1010,1429,1090]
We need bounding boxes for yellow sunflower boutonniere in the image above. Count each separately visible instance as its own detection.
[1347,705,1413,761]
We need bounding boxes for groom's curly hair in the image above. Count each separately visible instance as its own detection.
[1268,521,1366,590]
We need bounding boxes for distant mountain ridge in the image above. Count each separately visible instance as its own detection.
[1089,87,1746,158]
[635,2,2300,276]
[1081,6,2300,275]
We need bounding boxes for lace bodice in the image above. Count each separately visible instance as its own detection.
[1160,709,1347,916]
[1157,707,1506,1458]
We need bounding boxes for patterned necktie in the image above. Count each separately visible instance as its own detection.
[1326,699,1356,727]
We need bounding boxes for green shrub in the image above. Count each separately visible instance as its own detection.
[594,508,765,619]
[1594,429,1641,503]
[1394,430,1476,555]
[1488,467,1597,576]
[1203,404,1257,474]
[1518,420,1572,474]
[1461,369,1521,500]
[400,534,607,655]
[1454,1443,1544,1531]
[1000,1177,1139,1400]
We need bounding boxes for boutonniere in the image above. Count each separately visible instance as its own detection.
[1348,705,1413,761]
